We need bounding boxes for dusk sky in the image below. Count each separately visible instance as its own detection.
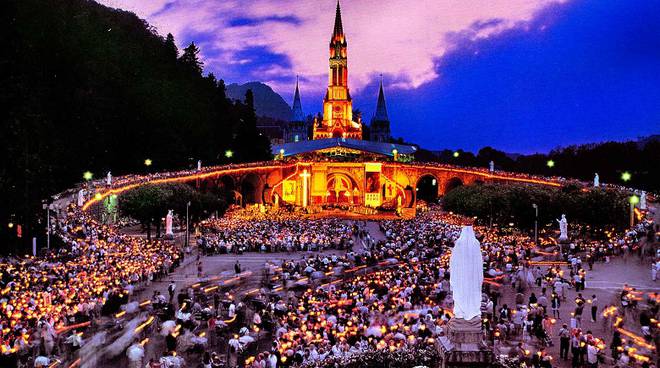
[101,0,660,153]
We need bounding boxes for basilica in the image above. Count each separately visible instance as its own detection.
[280,1,397,148]
[271,1,419,210]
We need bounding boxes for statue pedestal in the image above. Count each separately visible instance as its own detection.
[437,317,493,368]
[557,236,570,258]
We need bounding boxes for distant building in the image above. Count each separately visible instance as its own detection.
[284,78,309,143]
[369,80,391,143]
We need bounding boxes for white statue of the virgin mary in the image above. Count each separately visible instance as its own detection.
[449,226,484,321]
[165,210,174,237]
[557,214,568,241]
[77,189,85,207]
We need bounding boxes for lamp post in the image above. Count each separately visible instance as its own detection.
[42,201,51,250]
[629,195,639,228]
[186,201,191,249]
[532,203,538,245]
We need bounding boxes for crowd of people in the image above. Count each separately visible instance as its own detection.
[230,208,657,368]
[197,208,357,254]
[0,159,656,368]
[0,204,183,367]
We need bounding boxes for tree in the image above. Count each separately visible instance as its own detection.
[1,0,273,253]
[245,89,255,110]
[476,146,515,171]
[120,183,228,240]
[179,42,203,75]
[443,183,629,232]
[164,33,178,59]
[120,184,171,240]
[217,79,227,100]
[233,89,272,162]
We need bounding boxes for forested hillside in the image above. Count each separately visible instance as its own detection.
[0,0,271,252]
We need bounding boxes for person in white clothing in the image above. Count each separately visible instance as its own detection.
[587,343,599,367]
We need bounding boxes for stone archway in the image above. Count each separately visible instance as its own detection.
[444,177,464,194]
[219,175,236,192]
[240,173,263,204]
[415,174,439,203]
[326,172,359,204]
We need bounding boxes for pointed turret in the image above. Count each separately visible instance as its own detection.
[291,77,304,122]
[332,1,344,41]
[373,79,389,122]
[314,0,361,140]
[370,76,391,143]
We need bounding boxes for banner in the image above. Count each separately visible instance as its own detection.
[282,180,296,203]
[365,172,380,194]
[364,163,382,207]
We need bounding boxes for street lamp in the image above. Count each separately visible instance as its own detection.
[144,158,152,167]
[453,151,460,158]
[83,171,93,181]
[546,160,555,168]
[532,203,538,245]
[225,150,234,159]
[185,201,191,249]
[42,201,51,250]
[621,172,631,182]
[629,195,639,227]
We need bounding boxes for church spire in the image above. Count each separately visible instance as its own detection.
[291,76,304,122]
[332,1,344,41]
[374,76,389,122]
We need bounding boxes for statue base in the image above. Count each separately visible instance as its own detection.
[437,316,493,368]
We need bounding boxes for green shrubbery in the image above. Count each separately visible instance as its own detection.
[443,183,629,231]
[120,183,227,239]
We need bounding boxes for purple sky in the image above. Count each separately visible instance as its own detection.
[100,0,660,153]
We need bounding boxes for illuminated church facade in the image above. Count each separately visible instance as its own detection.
[273,1,417,210]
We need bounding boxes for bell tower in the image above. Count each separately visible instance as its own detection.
[313,1,362,140]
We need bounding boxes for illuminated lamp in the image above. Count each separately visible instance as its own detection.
[629,195,639,205]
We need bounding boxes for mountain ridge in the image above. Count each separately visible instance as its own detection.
[226,81,292,122]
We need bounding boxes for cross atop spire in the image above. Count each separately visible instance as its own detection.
[332,1,344,40]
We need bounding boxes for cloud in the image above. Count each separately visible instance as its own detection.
[99,0,568,95]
